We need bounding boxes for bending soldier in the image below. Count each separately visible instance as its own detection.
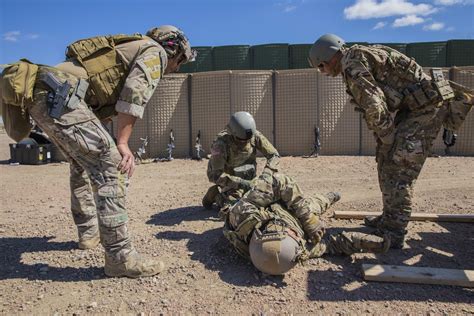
[223,168,389,275]
[203,111,280,214]
[1,25,195,277]
[308,34,473,248]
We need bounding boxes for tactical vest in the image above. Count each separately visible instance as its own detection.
[65,34,144,109]
[346,45,453,112]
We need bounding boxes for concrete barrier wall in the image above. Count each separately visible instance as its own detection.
[116,67,474,157]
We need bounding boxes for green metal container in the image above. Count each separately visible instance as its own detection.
[289,44,312,69]
[346,42,369,48]
[213,45,251,70]
[447,39,474,66]
[179,46,213,73]
[375,43,407,55]
[406,42,447,67]
[251,43,289,70]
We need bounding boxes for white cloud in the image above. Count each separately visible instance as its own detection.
[373,21,387,29]
[26,34,39,40]
[344,0,437,19]
[283,5,297,12]
[3,31,20,42]
[392,14,425,27]
[434,0,474,5]
[423,22,445,30]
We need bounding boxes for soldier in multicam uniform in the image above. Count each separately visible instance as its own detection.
[223,167,389,275]
[308,34,473,248]
[18,25,195,277]
[202,111,280,215]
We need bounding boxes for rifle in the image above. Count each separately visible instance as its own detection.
[167,129,175,161]
[193,130,205,160]
[303,126,321,158]
[135,136,149,162]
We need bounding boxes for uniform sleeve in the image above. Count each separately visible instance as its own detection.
[115,46,163,119]
[255,132,280,171]
[343,51,394,139]
[207,139,228,183]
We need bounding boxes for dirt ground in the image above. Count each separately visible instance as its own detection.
[0,130,473,315]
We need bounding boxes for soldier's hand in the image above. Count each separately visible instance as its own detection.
[117,143,136,177]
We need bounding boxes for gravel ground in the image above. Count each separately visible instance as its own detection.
[0,131,473,315]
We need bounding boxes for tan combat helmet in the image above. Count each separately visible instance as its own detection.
[308,33,345,68]
[249,222,302,275]
[146,25,196,64]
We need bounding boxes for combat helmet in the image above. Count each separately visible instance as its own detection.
[146,25,196,64]
[308,34,345,68]
[227,111,256,140]
[249,222,303,275]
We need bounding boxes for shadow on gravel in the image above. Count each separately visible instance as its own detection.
[0,236,102,282]
[155,228,288,288]
[307,222,474,303]
[146,206,220,226]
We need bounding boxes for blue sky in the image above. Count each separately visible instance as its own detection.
[1,0,473,65]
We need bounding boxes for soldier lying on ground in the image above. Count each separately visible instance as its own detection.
[1,25,195,278]
[203,111,280,215]
[223,167,390,275]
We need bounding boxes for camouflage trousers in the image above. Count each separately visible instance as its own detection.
[375,103,449,241]
[27,67,134,263]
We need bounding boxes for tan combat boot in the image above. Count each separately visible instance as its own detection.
[202,185,219,209]
[78,234,101,250]
[104,251,165,278]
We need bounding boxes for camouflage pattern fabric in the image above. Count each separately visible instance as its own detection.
[25,40,164,263]
[340,44,472,244]
[223,172,388,262]
[206,129,280,209]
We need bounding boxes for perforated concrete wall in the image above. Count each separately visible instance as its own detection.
[317,74,360,155]
[449,68,474,156]
[274,69,318,156]
[191,71,231,154]
[146,74,189,158]
[112,67,473,158]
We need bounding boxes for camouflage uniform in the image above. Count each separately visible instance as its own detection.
[206,129,280,211]
[224,171,386,261]
[26,37,168,263]
[341,44,473,245]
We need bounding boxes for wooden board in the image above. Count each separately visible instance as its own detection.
[362,264,474,288]
[334,211,474,223]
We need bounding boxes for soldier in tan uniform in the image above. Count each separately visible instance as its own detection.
[203,111,280,215]
[1,25,195,277]
[224,168,389,275]
[308,34,473,248]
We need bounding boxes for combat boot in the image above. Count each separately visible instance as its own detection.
[104,251,165,278]
[349,232,391,253]
[78,233,100,250]
[364,215,383,228]
[202,185,219,209]
[373,229,407,249]
[326,191,341,205]
[324,231,390,256]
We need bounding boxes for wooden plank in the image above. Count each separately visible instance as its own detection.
[362,264,474,288]
[334,211,474,223]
